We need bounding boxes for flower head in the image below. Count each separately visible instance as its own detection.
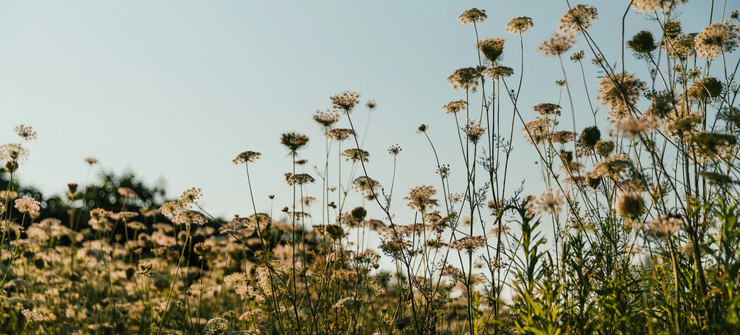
[695,21,739,60]
[525,188,565,217]
[458,8,487,25]
[537,32,576,57]
[325,128,354,141]
[483,66,514,81]
[313,109,340,128]
[21,309,43,322]
[449,235,487,253]
[232,151,261,164]
[342,148,369,163]
[615,194,644,219]
[331,91,361,112]
[179,187,203,206]
[631,0,688,14]
[627,30,657,57]
[532,103,562,116]
[117,187,138,199]
[464,120,486,144]
[505,16,533,34]
[405,185,439,212]
[84,157,98,165]
[14,125,37,141]
[14,196,40,215]
[595,72,646,121]
[287,173,316,186]
[443,100,468,115]
[476,37,505,64]
[447,67,482,93]
[281,132,309,152]
[171,210,207,226]
[557,4,598,34]
[646,214,683,237]
[0,144,28,162]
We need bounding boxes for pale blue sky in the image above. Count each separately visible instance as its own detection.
[0,1,731,224]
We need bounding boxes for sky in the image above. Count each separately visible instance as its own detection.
[0,0,735,228]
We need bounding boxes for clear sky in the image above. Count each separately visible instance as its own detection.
[0,1,732,225]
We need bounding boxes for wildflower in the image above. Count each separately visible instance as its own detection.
[663,33,697,58]
[611,113,660,137]
[443,99,468,115]
[137,261,153,276]
[631,0,688,13]
[592,154,632,178]
[171,210,207,226]
[482,66,514,81]
[280,132,309,152]
[646,214,683,237]
[449,235,487,253]
[179,187,202,206]
[570,50,585,61]
[0,144,28,162]
[14,125,37,141]
[331,91,361,112]
[522,119,554,145]
[14,196,40,215]
[458,8,487,25]
[388,144,401,155]
[313,109,340,128]
[325,128,354,141]
[203,318,229,335]
[477,37,505,63]
[342,148,369,162]
[580,125,601,149]
[532,103,562,116]
[615,194,644,219]
[695,21,739,60]
[447,67,481,93]
[353,176,381,200]
[505,16,533,34]
[688,76,723,100]
[0,191,17,201]
[405,185,439,212]
[557,4,598,34]
[418,124,427,132]
[287,173,315,186]
[595,72,646,121]
[84,157,98,165]
[21,309,44,321]
[117,187,137,199]
[526,188,565,216]
[110,211,138,220]
[232,151,261,164]
[537,32,576,57]
[551,130,577,144]
[464,120,486,144]
[665,112,703,135]
[159,201,183,217]
[366,100,377,110]
[690,131,737,156]
[627,30,657,58]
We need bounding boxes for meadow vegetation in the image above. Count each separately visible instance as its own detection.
[2,1,740,334]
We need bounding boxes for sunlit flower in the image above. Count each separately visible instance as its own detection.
[179,187,202,206]
[630,0,688,14]
[331,91,361,112]
[458,8,487,25]
[325,128,354,141]
[313,109,340,128]
[14,124,37,141]
[171,210,207,226]
[287,173,315,186]
[0,144,29,162]
[405,185,439,212]
[464,120,486,144]
[443,100,468,115]
[342,148,369,163]
[688,76,723,100]
[532,103,562,116]
[505,16,533,34]
[476,37,505,63]
[537,32,576,57]
[84,157,98,165]
[482,66,514,81]
[627,30,657,57]
[591,153,632,179]
[117,187,138,199]
[281,132,309,152]
[232,151,261,164]
[526,188,565,216]
[447,67,482,93]
[646,214,683,237]
[695,21,739,60]
[557,4,598,34]
[449,235,487,253]
[21,309,44,322]
[595,72,646,121]
[14,196,40,215]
